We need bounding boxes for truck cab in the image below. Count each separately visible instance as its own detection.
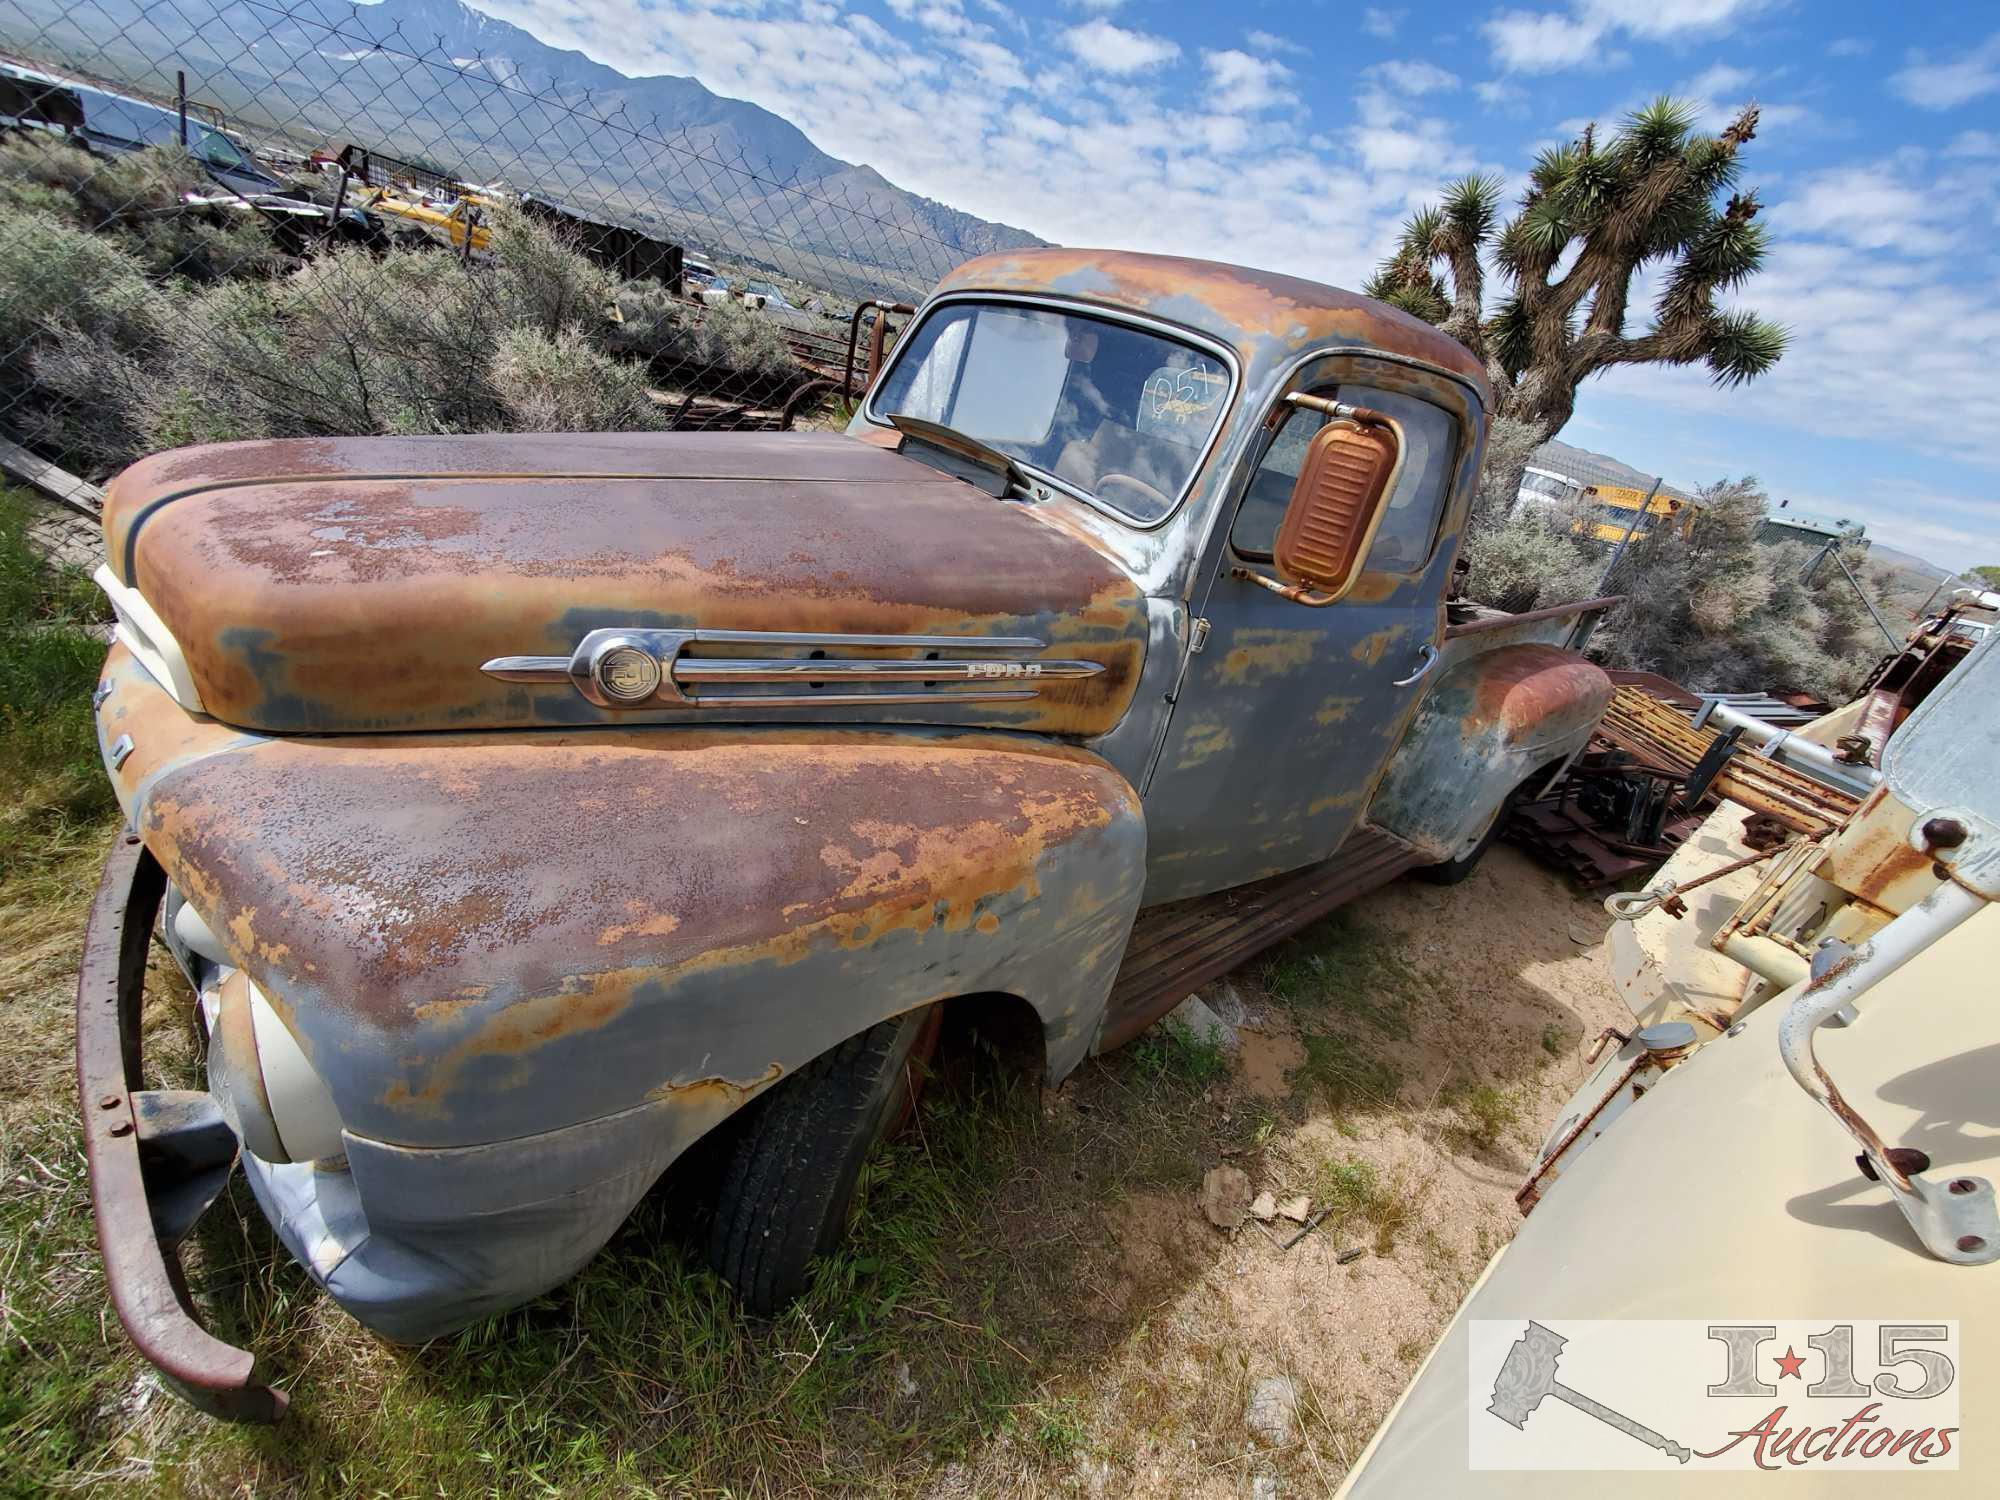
[79,249,1612,1418]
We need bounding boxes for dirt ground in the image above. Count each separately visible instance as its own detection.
[923,843,1632,1497]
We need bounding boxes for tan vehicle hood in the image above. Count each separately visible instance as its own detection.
[103,432,1146,736]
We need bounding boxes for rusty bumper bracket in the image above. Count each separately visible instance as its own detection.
[75,830,288,1422]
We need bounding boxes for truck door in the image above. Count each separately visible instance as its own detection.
[1139,375,1470,903]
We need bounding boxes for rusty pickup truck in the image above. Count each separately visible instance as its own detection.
[79,249,1613,1417]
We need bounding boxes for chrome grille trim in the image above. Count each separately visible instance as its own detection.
[480,627,1097,711]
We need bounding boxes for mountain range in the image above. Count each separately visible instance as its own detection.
[2,0,1045,297]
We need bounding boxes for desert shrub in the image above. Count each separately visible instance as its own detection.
[1471,413,1543,526]
[489,326,665,431]
[1458,497,1604,613]
[610,278,799,383]
[0,205,173,359]
[1546,476,1895,701]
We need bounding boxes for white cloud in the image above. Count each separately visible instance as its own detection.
[1061,18,1180,74]
[1473,78,1526,108]
[1826,37,1871,58]
[1484,9,1605,73]
[1245,29,1306,57]
[1945,130,2000,159]
[1369,59,1462,95]
[1064,0,1127,10]
[1485,0,1774,74]
[1360,8,1402,40]
[1683,63,1752,98]
[1890,33,2000,111]
[1203,49,1296,113]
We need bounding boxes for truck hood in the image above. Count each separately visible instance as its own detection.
[102,432,1147,736]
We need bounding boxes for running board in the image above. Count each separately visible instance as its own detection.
[1097,825,1424,1052]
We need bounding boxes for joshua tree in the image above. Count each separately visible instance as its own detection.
[1368,98,1786,514]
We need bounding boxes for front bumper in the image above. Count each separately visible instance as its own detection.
[79,831,687,1419]
[76,830,287,1421]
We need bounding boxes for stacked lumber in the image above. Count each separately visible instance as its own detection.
[1596,685,1859,833]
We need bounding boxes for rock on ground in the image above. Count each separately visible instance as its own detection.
[1245,1375,1298,1447]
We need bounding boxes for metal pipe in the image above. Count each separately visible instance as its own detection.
[1692,698,1881,794]
[176,70,188,148]
[1827,545,1900,650]
[1777,877,1995,1264]
[1593,477,1662,595]
[1720,933,1809,990]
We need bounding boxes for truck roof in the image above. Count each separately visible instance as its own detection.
[937,247,1489,401]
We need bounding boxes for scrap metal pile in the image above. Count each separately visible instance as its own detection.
[1508,680,1862,887]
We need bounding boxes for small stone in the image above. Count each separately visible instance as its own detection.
[1276,1195,1311,1223]
[1200,1165,1253,1229]
[1170,994,1239,1049]
[1245,1375,1298,1447]
[1569,920,1601,946]
[1205,981,1250,1028]
[1250,1475,1281,1500]
[1249,1191,1278,1221]
[894,1360,918,1398]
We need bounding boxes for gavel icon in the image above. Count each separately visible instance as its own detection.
[1488,1321,1692,1464]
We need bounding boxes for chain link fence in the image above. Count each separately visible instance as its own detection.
[0,0,995,493]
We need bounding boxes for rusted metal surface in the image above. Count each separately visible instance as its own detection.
[1100,824,1420,1051]
[937,249,1490,399]
[103,645,1147,1146]
[1812,783,1944,918]
[75,831,288,1421]
[843,300,913,399]
[1370,643,1613,864]
[1441,595,1621,640]
[105,432,1147,737]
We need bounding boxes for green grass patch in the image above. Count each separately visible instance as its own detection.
[1254,909,1432,1040]
[1441,1079,1526,1152]
[1127,1015,1231,1090]
[1290,1030,1402,1120]
[0,491,114,852]
[1314,1156,1418,1257]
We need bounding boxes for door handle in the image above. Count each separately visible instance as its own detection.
[1392,644,1439,688]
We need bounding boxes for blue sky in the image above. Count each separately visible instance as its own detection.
[479,0,2000,564]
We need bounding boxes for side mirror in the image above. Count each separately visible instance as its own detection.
[1234,397,1404,607]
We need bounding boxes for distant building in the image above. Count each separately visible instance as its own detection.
[1759,504,1869,552]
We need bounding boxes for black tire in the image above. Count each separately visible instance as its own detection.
[1416,787,1519,886]
[707,1007,928,1314]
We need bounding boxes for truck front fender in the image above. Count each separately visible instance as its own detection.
[101,645,1148,1156]
[1368,642,1611,863]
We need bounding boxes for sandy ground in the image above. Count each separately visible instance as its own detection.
[955,845,1635,1497]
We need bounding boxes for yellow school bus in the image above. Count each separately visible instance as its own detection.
[1579,483,1700,546]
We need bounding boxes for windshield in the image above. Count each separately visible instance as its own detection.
[872,301,1229,522]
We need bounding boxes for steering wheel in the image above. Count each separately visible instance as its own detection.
[1097,472,1171,514]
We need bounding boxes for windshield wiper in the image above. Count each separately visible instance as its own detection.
[886,414,1029,499]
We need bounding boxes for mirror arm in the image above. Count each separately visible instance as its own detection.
[1281,392,1397,430]
[1229,565,1337,607]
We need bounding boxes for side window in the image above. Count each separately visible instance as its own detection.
[1231,386,1458,574]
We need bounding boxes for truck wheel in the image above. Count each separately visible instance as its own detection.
[707,1006,929,1315]
[1417,788,1520,886]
